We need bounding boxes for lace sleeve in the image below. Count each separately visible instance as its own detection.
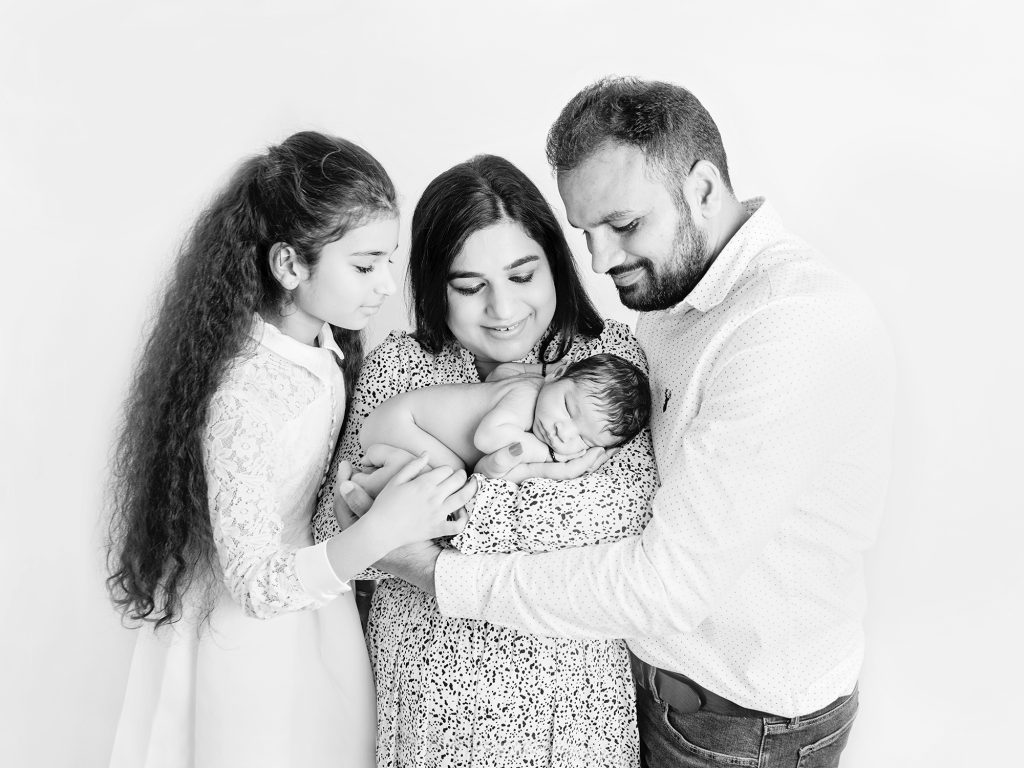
[312,334,415,577]
[450,321,658,555]
[204,390,328,618]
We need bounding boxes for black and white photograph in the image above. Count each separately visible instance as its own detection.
[2,1,1020,766]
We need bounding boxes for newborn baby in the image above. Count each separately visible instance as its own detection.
[361,352,651,471]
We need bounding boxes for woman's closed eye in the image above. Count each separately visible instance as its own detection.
[450,281,484,295]
[451,271,534,294]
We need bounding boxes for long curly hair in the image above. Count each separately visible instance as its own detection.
[106,131,397,628]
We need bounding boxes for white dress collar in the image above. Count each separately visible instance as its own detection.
[249,314,344,375]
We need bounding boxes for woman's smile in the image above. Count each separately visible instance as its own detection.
[483,315,530,336]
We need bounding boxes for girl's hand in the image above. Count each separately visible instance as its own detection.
[368,453,476,542]
[357,444,421,498]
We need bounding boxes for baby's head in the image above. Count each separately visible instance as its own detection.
[532,353,651,461]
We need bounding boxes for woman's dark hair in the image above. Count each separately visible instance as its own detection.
[408,154,603,362]
[106,131,397,628]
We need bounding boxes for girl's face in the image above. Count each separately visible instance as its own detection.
[292,216,399,336]
[445,220,557,378]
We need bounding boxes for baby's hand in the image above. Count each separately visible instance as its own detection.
[368,453,476,543]
[551,447,588,463]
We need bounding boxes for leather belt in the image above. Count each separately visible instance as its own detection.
[630,652,777,719]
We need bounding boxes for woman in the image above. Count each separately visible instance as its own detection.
[313,155,658,768]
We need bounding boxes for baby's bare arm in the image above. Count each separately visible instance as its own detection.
[486,362,545,382]
[474,380,551,464]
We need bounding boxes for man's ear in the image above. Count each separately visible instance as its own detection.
[682,160,725,220]
[268,242,310,290]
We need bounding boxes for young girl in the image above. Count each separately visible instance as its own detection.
[105,131,473,768]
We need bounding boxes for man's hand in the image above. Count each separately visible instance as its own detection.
[374,540,443,595]
[474,443,613,483]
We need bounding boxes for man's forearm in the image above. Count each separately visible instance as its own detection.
[373,541,441,594]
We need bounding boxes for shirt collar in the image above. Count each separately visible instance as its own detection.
[670,197,781,315]
[249,314,344,370]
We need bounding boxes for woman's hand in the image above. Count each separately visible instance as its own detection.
[365,453,476,542]
[474,444,614,483]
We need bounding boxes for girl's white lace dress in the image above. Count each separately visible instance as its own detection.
[110,318,375,768]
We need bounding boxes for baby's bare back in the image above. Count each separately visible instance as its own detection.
[362,377,541,467]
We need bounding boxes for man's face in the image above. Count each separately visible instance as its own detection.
[557,142,710,311]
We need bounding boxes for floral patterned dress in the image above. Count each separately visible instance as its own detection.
[313,320,658,768]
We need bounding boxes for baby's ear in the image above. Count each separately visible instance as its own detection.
[547,361,570,381]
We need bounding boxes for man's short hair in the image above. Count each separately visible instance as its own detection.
[562,353,651,445]
[546,76,732,196]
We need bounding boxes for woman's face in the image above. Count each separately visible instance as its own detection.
[445,220,557,377]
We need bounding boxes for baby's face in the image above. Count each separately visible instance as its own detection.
[532,378,616,460]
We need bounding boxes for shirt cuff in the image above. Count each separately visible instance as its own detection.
[435,549,491,620]
[294,541,351,602]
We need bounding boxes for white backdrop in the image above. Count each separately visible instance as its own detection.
[2,1,1021,766]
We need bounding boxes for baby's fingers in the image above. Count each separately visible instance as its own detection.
[363,444,418,472]
[410,464,458,490]
[389,452,432,486]
[590,446,618,472]
[432,467,467,497]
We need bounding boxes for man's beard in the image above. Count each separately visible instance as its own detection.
[611,204,711,312]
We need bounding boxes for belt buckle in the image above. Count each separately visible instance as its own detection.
[653,669,703,714]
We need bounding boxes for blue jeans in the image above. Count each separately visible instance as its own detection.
[636,678,859,768]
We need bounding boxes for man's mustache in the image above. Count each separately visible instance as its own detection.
[606,261,651,277]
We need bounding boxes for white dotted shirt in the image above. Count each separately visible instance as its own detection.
[436,199,895,717]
